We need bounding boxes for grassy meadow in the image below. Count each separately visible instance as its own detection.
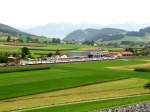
[0,78,148,111]
[0,64,50,73]
[24,94,150,112]
[0,43,97,57]
[0,42,125,57]
[0,57,149,111]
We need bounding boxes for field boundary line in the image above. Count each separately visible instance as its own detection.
[11,93,150,112]
[0,77,129,102]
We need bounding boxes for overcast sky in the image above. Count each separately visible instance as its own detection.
[0,0,150,28]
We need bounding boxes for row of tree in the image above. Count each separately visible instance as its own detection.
[0,47,63,63]
[6,36,62,44]
[125,47,150,56]
[47,50,61,57]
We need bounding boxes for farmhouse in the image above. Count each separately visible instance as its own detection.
[107,52,133,57]
[120,52,133,56]
[8,56,19,65]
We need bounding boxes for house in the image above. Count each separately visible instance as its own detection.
[60,55,68,58]
[86,50,104,58]
[120,52,133,56]
[107,52,133,57]
[8,56,19,64]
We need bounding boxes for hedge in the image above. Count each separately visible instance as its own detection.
[135,67,150,72]
[0,64,50,73]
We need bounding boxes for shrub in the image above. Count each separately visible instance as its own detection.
[0,52,9,63]
[144,82,150,90]
[135,67,150,72]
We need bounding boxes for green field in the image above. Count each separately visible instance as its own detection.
[24,94,150,112]
[135,66,150,72]
[102,33,150,44]
[0,43,96,57]
[0,43,125,58]
[0,78,148,111]
[0,64,50,73]
[0,59,149,100]
[0,57,149,111]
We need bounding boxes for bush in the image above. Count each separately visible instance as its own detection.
[0,52,9,63]
[135,67,150,72]
[21,47,30,58]
[144,82,150,90]
[0,64,50,73]
[52,38,61,43]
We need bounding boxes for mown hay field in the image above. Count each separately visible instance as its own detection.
[24,94,150,112]
[0,78,148,111]
[0,57,149,111]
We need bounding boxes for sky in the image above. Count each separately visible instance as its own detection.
[0,0,150,28]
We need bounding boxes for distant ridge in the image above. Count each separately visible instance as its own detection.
[64,28,127,42]
[23,22,150,38]
[64,26,150,43]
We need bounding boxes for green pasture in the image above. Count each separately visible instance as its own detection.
[0,43,96,57]
[0,64,50,73]
[0,58,149,100]
[24,94,150,112]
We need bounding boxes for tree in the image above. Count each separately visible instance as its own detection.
[32,38,39,43]
[21,47,30,58]
[125,48,134,53]
[144,82,150,90]
[7,36,11,42]
[18,38,24,43]
[47,52,53,57]
[52,38,61,44]
[55,50,61,55]
[82,40,95,46]
[26,37,32,43]
[88,54,93,58]
[0,53,9,63]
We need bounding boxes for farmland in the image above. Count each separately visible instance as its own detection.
[1,1,150,111]
[24,94,150,112]
[0,42,125,56]
[0,78,148,111]
[0,58,149,111]
[0,43,97,57]
[0,64,50,73]
[135,66,150,72]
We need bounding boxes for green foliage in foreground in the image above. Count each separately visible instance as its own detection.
[25,94,150,112]
[0,64,50,73]
[0,59,149,100]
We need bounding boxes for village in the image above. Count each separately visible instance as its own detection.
[7,50,133,65]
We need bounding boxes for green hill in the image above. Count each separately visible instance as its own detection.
[64,27,150,45]
[64,28,127,42]
[0,23,32,36]
[0,23,48,43]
